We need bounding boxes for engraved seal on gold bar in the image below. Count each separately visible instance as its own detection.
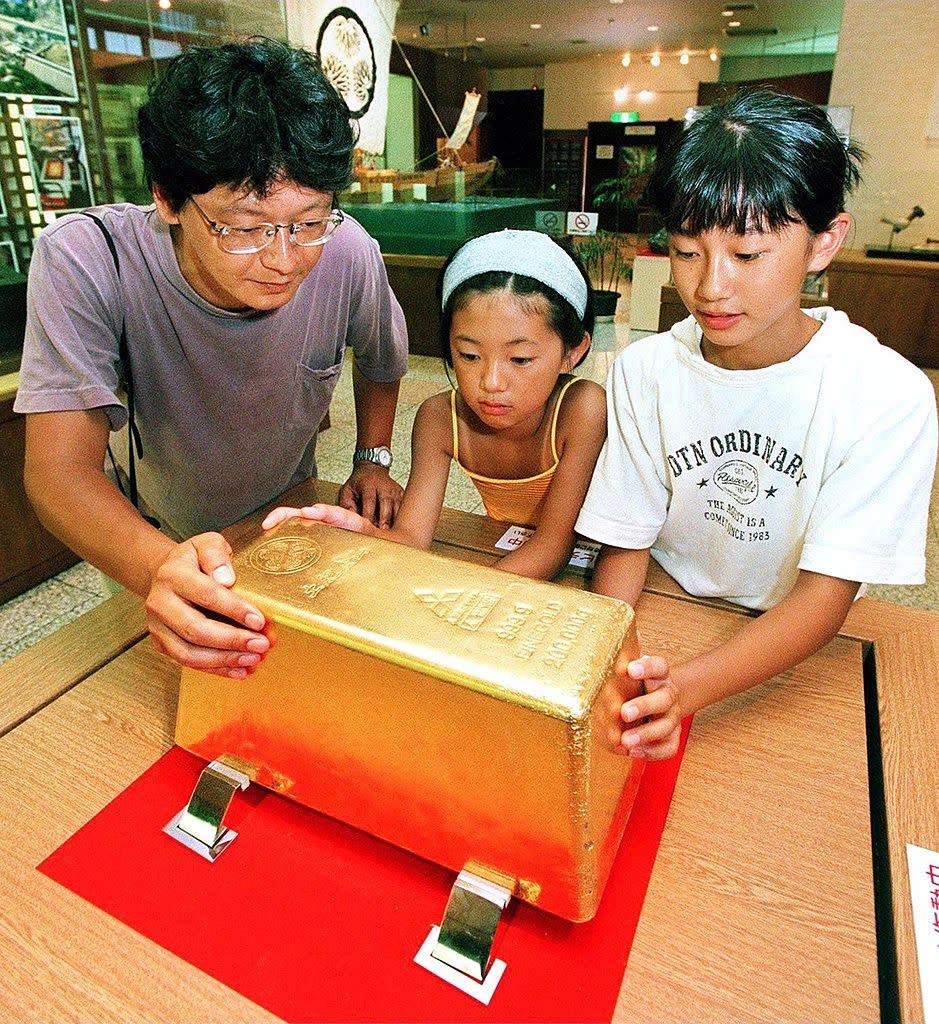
[248,535,322,574]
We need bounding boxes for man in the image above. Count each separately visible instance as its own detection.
[14,38,408,679]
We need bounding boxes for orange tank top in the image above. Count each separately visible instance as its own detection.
[451,376,580,525]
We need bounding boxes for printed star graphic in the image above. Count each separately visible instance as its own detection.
[765,485,778,497]
[697,478,708,488]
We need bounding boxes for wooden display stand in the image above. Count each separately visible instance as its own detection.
[827,250,938,368]
[383,253,445,358]
[0,374,78,603]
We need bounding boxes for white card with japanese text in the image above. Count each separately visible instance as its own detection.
[906,843,939,1023]
[494,524,532,552]
[494,526,600,571]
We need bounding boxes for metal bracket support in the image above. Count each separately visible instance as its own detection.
[414,864,514,1003]
[163,759,251,861]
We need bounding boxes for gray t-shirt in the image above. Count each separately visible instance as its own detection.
[15,204,408,538]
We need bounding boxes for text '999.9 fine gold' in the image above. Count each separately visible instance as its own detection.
[175,520,642,922]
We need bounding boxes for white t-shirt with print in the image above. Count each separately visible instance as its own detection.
[575,309,937,610]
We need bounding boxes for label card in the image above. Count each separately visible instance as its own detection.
[906,843,939,1023]
[494,525,532,551]
[494,526,599,571]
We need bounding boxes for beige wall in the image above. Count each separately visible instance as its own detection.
[543,54,719,129]
[830,0,939,248]
[489,67,545,91]
[720,54,835,81]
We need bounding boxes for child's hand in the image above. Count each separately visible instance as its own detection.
[261,503,375,535]
[618,655,683,760]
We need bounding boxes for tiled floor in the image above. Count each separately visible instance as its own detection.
[0,561,123,664]
[2,305,937,666]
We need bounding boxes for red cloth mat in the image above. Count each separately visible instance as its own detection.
[40,720,690,1023]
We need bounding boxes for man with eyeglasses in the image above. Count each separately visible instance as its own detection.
[15,38,408,679]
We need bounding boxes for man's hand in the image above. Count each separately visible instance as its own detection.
[616,654,684,760]
[144,532,271,679]
[337,462,402,529]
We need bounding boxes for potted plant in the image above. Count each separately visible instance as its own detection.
[575,230,632,321]
[646,226,670,255]
[591,148,655,233]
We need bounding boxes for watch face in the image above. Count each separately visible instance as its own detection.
[356,447,392,469]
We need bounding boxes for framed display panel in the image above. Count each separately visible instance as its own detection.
[0,0,78,103]
[19,113,94,213]
[1,102,43,276]
[0,239,19,277]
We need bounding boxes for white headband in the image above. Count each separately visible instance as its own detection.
[441,229,588,319]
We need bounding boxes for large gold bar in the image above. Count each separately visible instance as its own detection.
[175,521,643,922]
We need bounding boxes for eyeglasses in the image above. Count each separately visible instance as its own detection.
[188,197,344,254]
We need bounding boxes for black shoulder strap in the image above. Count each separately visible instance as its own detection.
[80,210,147,518]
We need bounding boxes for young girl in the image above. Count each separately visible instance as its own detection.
[263,229,607,579]
[576,90,937,759]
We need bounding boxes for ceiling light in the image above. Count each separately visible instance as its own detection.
[158,0,171,7]
[721,8,733,14]
[650,52,661,66]
[615,87,629,103]
[647,25,659,31]
[475,36,485,42]
[530,23,542,29]
[621,52,631,67]
[638,90,654,102]
[679,50,690,64]
[709,47,719,60]
[728,20,740,26]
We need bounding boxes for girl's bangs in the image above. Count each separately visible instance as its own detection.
[665,168,800,236]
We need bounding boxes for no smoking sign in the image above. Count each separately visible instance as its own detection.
[566,211,598,236]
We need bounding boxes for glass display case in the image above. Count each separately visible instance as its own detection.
[347,196,560,256]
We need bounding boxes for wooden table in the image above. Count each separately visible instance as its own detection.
[1,479,936,1023]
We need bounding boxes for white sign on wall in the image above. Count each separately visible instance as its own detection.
[535,210,564,235]
[566,211,598,236]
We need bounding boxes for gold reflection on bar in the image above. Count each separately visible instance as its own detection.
[175,521,642,922]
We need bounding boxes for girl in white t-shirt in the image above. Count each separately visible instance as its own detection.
[575,89,937,759]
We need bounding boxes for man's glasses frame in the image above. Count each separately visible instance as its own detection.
[188,196,344,255]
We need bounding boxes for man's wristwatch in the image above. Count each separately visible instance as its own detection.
[353,445,393,470]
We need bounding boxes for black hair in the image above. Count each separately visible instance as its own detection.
[138,37,356,211]
[436,236,595,369]
[646,89,865,236]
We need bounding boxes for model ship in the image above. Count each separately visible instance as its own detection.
[342,154,498,204]
[341,88,496,204]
